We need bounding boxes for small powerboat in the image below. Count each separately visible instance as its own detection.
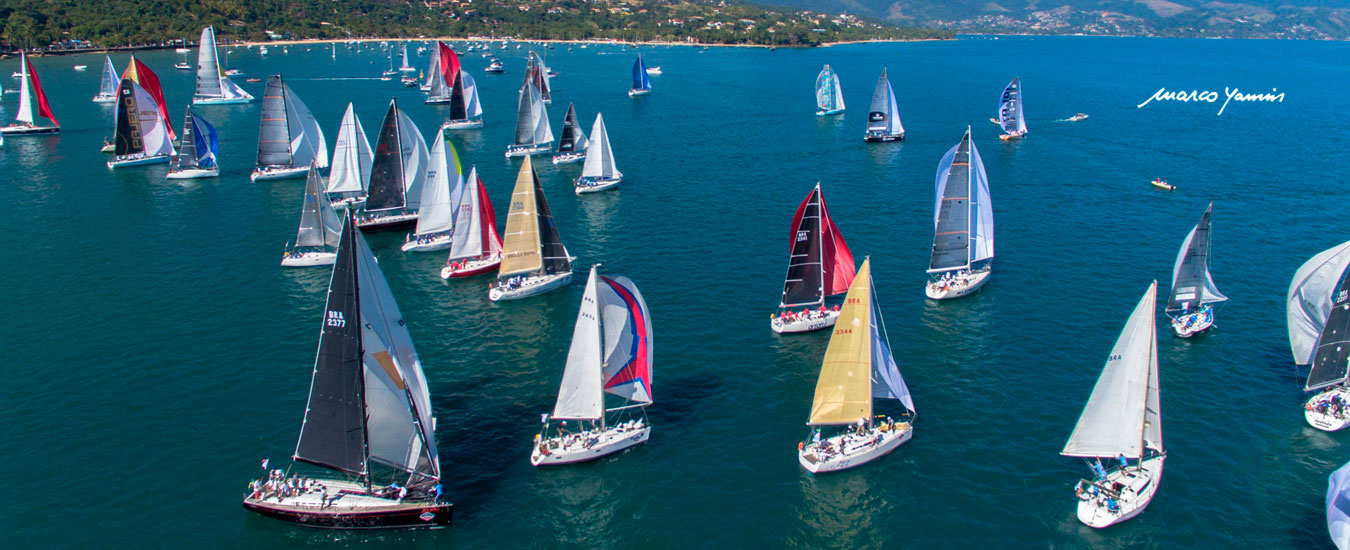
[1151,178,1175,191]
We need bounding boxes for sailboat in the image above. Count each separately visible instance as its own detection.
[1288,240,1350,431]
[381,51,397,79]
[193,26,254,105]
[863,68,903,142]
[1166,203,1227,337]
[1062,281,1164,529]
[998,77,1027,141]
[243,209,453,528]
[815,64,845,116]
[798,257,915,473]
[93,55,118,103]
[1329,461,1350,549]
[401,132,463,252]
[356,98,430,232]
[430,45,483,130]
[552,102,589,165]
[327,103,374,210]
[421,50,439,92]
[440,166,503,279]
[281,166,345,267]
[2,52,60,135]
[575,113,622,194]
[523,51,552,104]
[251,75,328,182]
[166,106,219,179]
[531,265,653,466]
[399,43,416,72]
[771,184,856,334]
[628,54,652,97]
[926,127,994,300]
[425,42,458,106]
[489,156,573,301]
[107,76,176,169]
[505,83,553,157]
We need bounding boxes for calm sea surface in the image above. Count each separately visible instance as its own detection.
[2,36,1348,547]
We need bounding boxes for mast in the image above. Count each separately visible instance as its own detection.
[195,26,222,100]
[256,75,293,168]
[364,100,407,212]
[929,131,974,273]
[173,108,198,170]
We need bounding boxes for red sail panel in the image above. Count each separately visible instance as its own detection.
[819,191,857,296]
[26,57,58,126]
[477,175,502,254]
[438,42,460,90]
[131,58,175,140]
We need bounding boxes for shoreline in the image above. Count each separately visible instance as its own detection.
[234,36,949,50]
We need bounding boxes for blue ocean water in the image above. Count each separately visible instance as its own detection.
[1,36,1348,547]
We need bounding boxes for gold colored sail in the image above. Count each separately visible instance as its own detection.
[808,258,873,425]
[498,157,543,276]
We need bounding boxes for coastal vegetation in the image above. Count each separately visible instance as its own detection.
[0,0,949,51]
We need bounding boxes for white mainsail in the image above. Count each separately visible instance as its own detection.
[580,113,620,180]
[296,166,343,248]
[16,52,34,125]
[413,132,462,237]
[999,77,1027,135]
[283,86,328,169]
[1062,282,1162,459]
[1288,241,1350,365]
[460,71,484,118]
[327,103,373,195]
[194,26,253,102]
[120,78,176,158]
[98,55,118,98]
[552,266,606,420]
[531,84,554,144]
[448,167,485,261]
[397,109,430,209]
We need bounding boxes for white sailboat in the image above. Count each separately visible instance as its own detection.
[326,103,374,210]
[1062,281,1164,529]
[3,52,60,135]
[1288,240,1350,431]
[356,98,430,232]
[798,257,916,473]
[401,132,463,252]
[193,26,254,105]
[440,167,503,279]
[251,75,328,182]
[815,64,845,116]
[281,165,344,267]
[926,127,994,300]
[107,77,176,169]
[399,43,416,72]
[489,156,573,301]
[1166,203,1227,337]
[505,82,553,157]
[998,77,1027,141]
[93,55,118,103]
[575,113,622,194]
[552,102,589,165]
[532,265,654,466]
[863,68,903,142]
[771,184,856,334]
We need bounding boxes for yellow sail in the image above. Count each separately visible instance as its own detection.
[808,258,874,426]
[498,157,543,276]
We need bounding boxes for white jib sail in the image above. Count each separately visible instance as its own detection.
[461,72,484,118]
[16,53,34,125]
[414,133,459,236]
[970,137,994,262]
[397,109,430,210]
[581,113,621,179]
[552,266,605,420]
[327,103,373,195]
[132,81,176,157]
[448,167,484,261]
[530,84,553,144]
[283,86,329,169]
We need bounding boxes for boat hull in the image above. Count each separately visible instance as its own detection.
[999,131,1026,141]
[1074,454,1164,528]
[798,422,913,474]
[401,235,453,253]
[166,167,220,180]
[244,491,451,529]
[107,154,172,169]
[771,309,839,334]
[530,423,650,466]
[2,124,60,135]
[575,177,621,194]
[926,270,992,300]
[628,89,651,97]
[357,212,419,232]
[193,97,253,105]
[252,166,310,182]
[552,152,586,165]
[281,251,337,268]
[505,144,552,158]
[441,119,483,130]
[93,95,117,104]
[1151,180,1176,191]
[864,132,904,143]
[1170,308,1213,338]
[1305,386,1350,431]
[441,255,502,279]
[489,271,572,301]
[816,108,844,116]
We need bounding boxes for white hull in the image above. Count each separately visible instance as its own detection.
[575,177,621,194]
[329,196,366,211]
[489,271,572,301]
[816,108,844,116]
[1305,386,1350,432]
[107,154,172,169]
[401,234,452,252]
[505,144,552,158]
[771,309,839,334]
[1074,454,1164,528]
[926,270,991,300]
[356,212,419,230]
[552,152,586,165]
[799,421,913,473]
[166,167,220,180]
[530,422,650,466]
[2,124,60,135]
[193,96,253,105]
[1170,309,1214,338]
[252,166,310,182]
[441,119,483,130]
[999,130,1027,141]
[628,89,651,97]
[93,95,117,104]
[281,250,336,268]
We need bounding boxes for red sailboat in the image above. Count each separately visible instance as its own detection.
[771,183,856,334]
[122,55,176,140]
[440,166,504,279]
[2,52,60,135]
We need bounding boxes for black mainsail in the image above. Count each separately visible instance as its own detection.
[557,102,582,153]
[929,134,973,272]
[364,101,407,213]
[1308,266,1350,391]
[513,84,536,146]
[449,72,467,121]
[782,188,824,307]
[113,79,145,157]
[294,211,368,476]
[172,108,198,170]
[256,75,293,168]
[533,168,571,275]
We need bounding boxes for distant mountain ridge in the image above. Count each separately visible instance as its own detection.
[760,0,1350,38]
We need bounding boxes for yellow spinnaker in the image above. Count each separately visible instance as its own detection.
[498,156,543,276]
[808,258,873,426]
